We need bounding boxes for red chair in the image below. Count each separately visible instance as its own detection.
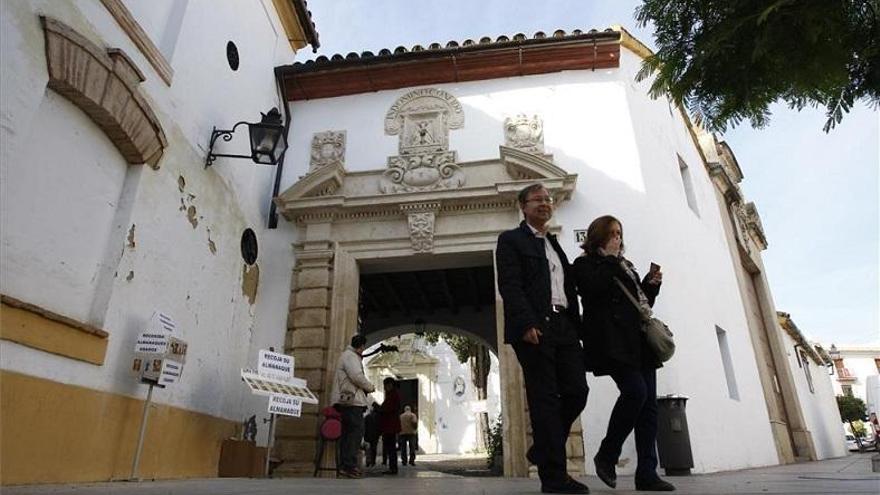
[313,406,343,477]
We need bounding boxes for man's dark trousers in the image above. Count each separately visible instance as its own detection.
[336,405,365,471]
[512,311,588,484]
[399,434,417,464]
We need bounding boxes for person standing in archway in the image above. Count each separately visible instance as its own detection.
[399,404,419,466]
[379,376,402,475]
[496,183,590,494]
[329,334,375,479]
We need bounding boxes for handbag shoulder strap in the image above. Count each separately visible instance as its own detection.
[613,277,643,313]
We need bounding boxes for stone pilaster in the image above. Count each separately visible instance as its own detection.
[273,248,334,477]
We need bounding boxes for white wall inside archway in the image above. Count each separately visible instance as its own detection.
[364,333,500,455]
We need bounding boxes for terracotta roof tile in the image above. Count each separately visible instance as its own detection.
[291,28,618,69]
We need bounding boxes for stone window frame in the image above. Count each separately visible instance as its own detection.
[99,0,174,85]
[41,16,168,168]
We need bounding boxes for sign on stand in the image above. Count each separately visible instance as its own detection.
[128,311,187,481]
[241,348,317,477]
[131,312,187,386]
[268,394,303,417]
[258,349,294,382]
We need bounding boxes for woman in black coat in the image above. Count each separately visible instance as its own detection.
[572,215,674,492]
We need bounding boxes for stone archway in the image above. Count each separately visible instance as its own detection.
[272,88,582,478]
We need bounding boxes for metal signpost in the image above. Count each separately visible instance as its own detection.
[129,312,187,481]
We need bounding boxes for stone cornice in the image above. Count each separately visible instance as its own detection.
[707,162,743,204]
[744,202,768,249]
[271,0,320,53]
[276,149,577,224]
[41,16,167,168]
[777,312,824,365]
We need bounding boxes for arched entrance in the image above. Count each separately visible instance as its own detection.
[358,258,499,464]
[272,88,583,478]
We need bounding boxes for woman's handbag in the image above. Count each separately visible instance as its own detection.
[613,277,675,362]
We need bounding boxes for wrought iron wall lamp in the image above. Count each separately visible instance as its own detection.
[205,108,287,168]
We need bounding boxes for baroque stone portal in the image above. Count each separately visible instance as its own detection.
[380,88,465,193]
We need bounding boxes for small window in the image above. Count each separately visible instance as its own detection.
[677,154,700,216]
[241,228,257,264]
[716,326,739,400]
[799,350,815,394]
[227,41,240,71]
[842,384,853,397]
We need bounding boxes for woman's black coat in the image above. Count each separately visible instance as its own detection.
[572,252,661,375]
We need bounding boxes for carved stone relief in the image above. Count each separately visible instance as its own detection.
[731,200,752,254]
[407,211,435,253]
[310,131,346,171]
[504,114,544,154]
[380,89,465,193]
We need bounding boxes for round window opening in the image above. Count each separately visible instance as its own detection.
[241,228,258,265]
[226,41,240,71]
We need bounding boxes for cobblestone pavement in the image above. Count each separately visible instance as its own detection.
[6,453,879,495]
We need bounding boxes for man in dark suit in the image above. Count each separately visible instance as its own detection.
[496,183,589,494]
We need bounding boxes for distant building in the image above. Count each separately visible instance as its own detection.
[827,344,880,402]
[363,334,501,455]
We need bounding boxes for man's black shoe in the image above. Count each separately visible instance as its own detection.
[593,456,616,488]
[634,477,675,491]
[541,478,590,494]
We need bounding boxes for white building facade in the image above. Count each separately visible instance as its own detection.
[0,1,846,486]
[0,0,317,485]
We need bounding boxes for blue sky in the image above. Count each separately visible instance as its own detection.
[300,0,879,345]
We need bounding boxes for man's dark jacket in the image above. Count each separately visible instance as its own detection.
[496,221,580,344]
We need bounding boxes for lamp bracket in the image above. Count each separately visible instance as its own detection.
[205,122,249,168]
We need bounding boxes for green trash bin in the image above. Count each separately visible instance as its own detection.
[656,395,694,476]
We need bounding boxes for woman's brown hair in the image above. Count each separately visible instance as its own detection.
[581,215,624,255]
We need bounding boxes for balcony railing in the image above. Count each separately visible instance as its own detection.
[836,367,856,381]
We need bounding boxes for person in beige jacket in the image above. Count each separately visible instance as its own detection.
[398,405,419,466]
[329,335,376,478]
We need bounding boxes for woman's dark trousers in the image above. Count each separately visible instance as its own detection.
[366,439,378,466]
[382,433,398,473]
[595,367,659,482]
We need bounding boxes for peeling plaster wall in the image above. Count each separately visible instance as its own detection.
[0,0,298,428]
[277,50,781,473]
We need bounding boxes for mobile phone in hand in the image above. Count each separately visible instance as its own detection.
[649,262,661,274]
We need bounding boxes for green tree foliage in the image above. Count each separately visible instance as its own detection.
[837,394,868,422]
[635,0,879,132]
[486,414,504,470]
[421,331,474,364]
[837,394,869,450]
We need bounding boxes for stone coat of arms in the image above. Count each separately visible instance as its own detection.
[380,88,466,193]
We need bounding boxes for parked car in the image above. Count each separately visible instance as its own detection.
[845,433,877,451]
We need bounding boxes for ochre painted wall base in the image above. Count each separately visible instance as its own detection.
[0,371,236,485]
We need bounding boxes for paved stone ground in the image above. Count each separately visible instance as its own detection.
[6,453,879,495]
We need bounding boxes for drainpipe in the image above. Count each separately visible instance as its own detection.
[268,68,292,229]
